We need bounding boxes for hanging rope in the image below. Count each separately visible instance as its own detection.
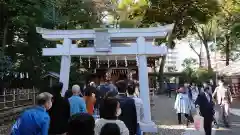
[97,56,100,68]
[79,56,82,67]
[125,56,128,67]
[107,57,110,68]
[88,56,91,68]
[115,56,118,67]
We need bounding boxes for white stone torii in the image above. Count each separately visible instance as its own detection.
[36,24,174,133]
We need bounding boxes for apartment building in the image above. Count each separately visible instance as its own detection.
[164,49,178,72]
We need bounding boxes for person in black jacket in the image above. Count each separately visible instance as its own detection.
[195,89,215,135]
[116,80,137,135]
[48,82,71,135]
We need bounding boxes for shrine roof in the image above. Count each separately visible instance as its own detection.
[41,71,60,79]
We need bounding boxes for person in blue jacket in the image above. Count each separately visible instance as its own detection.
[11,92,53,135]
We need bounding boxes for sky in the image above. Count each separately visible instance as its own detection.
[175,40,201,71]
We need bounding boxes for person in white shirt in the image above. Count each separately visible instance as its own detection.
[95,97,129,135]
[212,79,232,127]
[127,84,143,135]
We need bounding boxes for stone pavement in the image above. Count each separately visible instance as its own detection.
[152,95,240,135]
[151,95,186,135]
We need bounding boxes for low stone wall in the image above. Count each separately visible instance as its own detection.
[0,125,11,135]
[0,106,32,134]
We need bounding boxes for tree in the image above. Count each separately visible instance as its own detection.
[183,35,203,67]
[142,0,220,93]
[104,0,149,28]
[215,0,240,65]
[182,58,198,69]
[191,20,218,70]
[181,58,215,84]
[0,0,102,88]
[181,58,198,83]
[195,68,215,84]
[0,48,13,79]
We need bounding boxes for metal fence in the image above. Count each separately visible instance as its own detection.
[0,88,38,111]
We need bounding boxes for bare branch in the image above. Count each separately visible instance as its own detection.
[188,40,200,57]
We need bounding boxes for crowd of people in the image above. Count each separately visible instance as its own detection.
[10,76,144,135]
[174,79,233,135]
[8,73,234,135]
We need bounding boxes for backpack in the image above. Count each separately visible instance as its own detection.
[95,84,111,109]
[97,84,111,98]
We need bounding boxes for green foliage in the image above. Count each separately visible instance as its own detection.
[0,0,103,88]
[0,49,13,79]
[195,68,215,83]
[143,0,220,40]
[182,58,197,69]
[215,0,240,61]
[181,58,198,82]
[182,59,215,84]
[108,0,149,28]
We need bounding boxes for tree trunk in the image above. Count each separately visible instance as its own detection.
[199,44,203,68]
[189,43,202,67]
[203,40,212,70]
[198,55,202,68]
[157,55,166,94]
[1,21,8,53]
[225,34,230,66]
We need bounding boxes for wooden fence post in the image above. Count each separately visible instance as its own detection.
[33,87,36,105]
[27,89,30,100]
[3,89,6,108]
[13,89,16,107]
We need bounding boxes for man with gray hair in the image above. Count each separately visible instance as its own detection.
[11,92,53,135]
[68,84,87,116]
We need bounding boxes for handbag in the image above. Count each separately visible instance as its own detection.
[193,109,216,135]
[194,109,204,132]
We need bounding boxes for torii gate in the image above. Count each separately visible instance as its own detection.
[36,24,174,133]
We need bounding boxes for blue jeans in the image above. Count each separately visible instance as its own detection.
[137,123,141,135]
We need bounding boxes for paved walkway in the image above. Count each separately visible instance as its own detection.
[151,95,186,135]
[152,95,240,135]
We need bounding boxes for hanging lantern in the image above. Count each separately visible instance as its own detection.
[88,56,91,68]
[115,56,118,67]
[125,56,128,67]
